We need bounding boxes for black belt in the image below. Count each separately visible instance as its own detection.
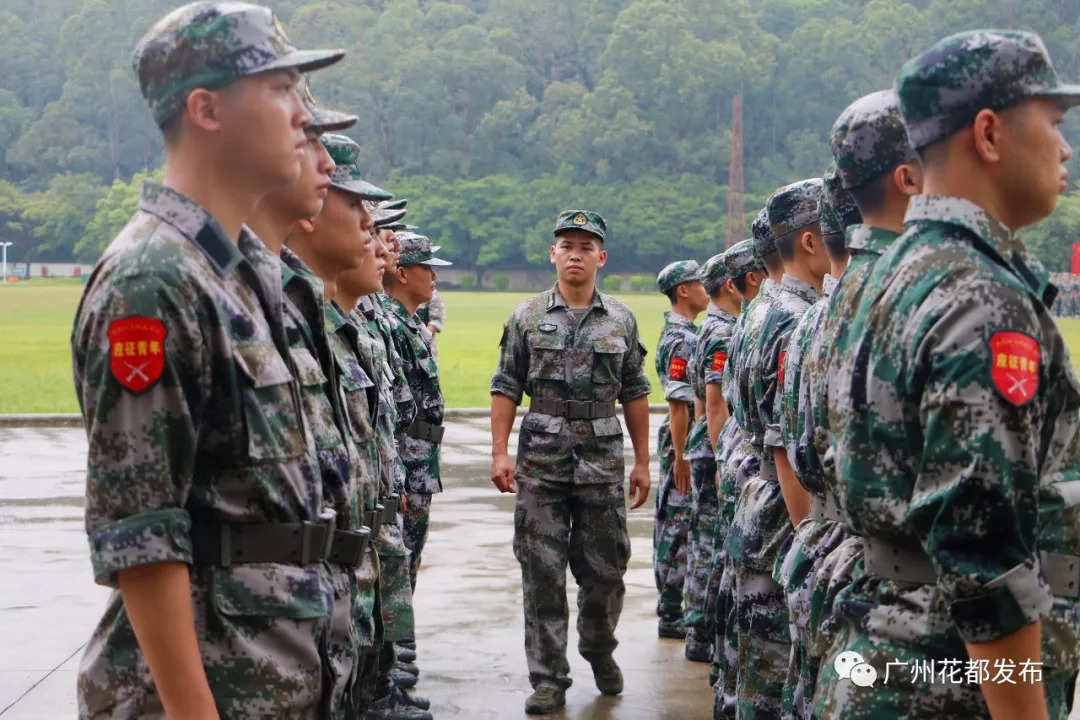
[808,489,843,523]
[365,494,400,535]
[328,527,371,568]
[529,398,616,419]
[191,516,337,567]
[407,419,445,443]
[863,538,1080,599]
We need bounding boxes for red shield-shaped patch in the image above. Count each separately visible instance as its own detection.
[108,317,167,393]
[777,351,787,384]
[988,330,1040,406]
[711,351,728,373]
[669,357,687,381]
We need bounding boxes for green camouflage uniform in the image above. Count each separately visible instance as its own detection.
[815,30,1080,719]
[684,254,736,648]
[491,210,651,692]
[386,234,452,590]
[654,260,704,624]
[74,5,351,717]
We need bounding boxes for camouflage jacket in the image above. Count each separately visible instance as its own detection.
[72,183,335,716]
[491,284,651,484]
[829,195,1080,658]
[355,297,407,497]
[724,278,780,449]
[280,248,362,533]
[685,305,737,461]
[779,277,834,495]
[806,225,899,505]
[376,292,417,444]
[656,310,698,462]
[422,289,446,332]
[387,296,443,495]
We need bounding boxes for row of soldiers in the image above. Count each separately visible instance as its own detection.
[1049,274,1080,317]
[649,29,1080,720]
[72,3,450,719]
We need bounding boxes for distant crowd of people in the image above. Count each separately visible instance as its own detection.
[1051,273,1080,317]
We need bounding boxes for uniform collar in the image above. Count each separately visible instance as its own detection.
[904,194,1053,303]
[823,274,839,297]
[389,295,419,328]
[707,304,736,322]
[779,274,822,304]
[845,223,899,256]
[325,300,350,334]
[546,284,606,313]
[278,246,325,298]
[663,310,697,330]
[138,181,245,277]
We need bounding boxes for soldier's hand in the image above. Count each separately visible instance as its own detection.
[674,457,691,496]
[628,462,651,510]
[491,453,516,494]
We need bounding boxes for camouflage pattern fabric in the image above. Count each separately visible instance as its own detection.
[133,2,344,126]
[896,29,1080,150]
[684,305,737,639]
[767,179,823,239]
[377,292,418,448]
[829,89,914,191]
[403,492,432,592]
[814,195,1080,717]
[733,565,789,718]
[491,284,648,691]
[278,248,369,717]
[656,259,704,293]
[73,182,338,717]
[322,134,392,200]
[513,476,631,691]
[553,210,607,242]
[654,311,698,619]
[490,285,651,485]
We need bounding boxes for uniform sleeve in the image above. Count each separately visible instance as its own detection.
[490,310,528,404]
[618,315,651,403]
[74,276,205,587]
[913,286,1052,643]
[661,331,695,404]
[703,333,732,387]
[759,321,795,449]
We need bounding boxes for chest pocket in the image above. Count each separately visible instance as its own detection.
[528,332,566,382]
[339,358,377,444]
[591,337,627,386]
[232,342,305,461]
[289,347,340,452]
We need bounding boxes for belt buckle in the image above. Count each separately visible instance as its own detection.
[300,515,336,565]
[340,527,371,567]
[566,400,583,420]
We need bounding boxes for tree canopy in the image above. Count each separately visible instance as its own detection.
[3,0,1080,272]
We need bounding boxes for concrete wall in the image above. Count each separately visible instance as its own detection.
[8,262,93,278]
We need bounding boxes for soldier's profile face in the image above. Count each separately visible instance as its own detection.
[685,279,709,312]
[997,96,1072,229]
[550,231,606,286]
[266,128,333,221]
[338,230,386,297]
[403,264,436,304]
[218,69,312,189]
[310,188,371,273]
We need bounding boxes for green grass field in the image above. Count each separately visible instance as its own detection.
[0,285,674,413]
[4,282,1080,413]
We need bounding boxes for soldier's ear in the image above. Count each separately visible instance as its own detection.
[972,108,1005,165]
[294,218,316,234]
[185,88,224,134]
[597,248,608,268]
[549,245,557,264]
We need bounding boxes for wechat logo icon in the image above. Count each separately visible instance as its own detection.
[834,651,878,688]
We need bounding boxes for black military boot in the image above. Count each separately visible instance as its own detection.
[524,684,566,715]
[589,655,623,695]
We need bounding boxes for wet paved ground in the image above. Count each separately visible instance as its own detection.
[0,415,716,719]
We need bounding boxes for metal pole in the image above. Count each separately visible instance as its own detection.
[0,242,11,280]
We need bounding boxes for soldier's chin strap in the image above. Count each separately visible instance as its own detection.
[0,640,87,715]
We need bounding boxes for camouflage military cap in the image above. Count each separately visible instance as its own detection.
[321,134,393,201]
[898,29,1080,149]
[656,260,704,293]
[823,163,862,232]
[831,89,915,189]
[134,2,346,126]
[723,239,762,277]
[751,206,777,260]
[817,186,843,238]
[396,232,452,267]
[553,210,606,242]
[300,75,356,133]
[701,252,730,295]
[382,198,407,211]
[373,207,407,228]
[767,179,823,238]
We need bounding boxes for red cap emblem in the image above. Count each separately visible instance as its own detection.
[777,350,787,385]
[711,351,728,373]
[988,330,1040,406]
[108,317,167,393]
[669,357,687,381]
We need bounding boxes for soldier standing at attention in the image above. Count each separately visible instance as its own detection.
[683,253,741,665]
[652,260,709,640]
[815,30,1080,719]
[383,233,451,617]
[72,3,347,717]
[489,211,652,715]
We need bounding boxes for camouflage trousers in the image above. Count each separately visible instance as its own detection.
[374,518,415,644]
[774,516,846,720]
[713,558,738,720]
[513,476,631,691]
[78,564,338,719]
[808,535,862,660]
[654,459,691,620]
[403,492,433,592]
[813,619,1077,719]
[684,455,721,640]
[734,565,790,719]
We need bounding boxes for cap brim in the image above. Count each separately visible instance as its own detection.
[373,208,407,227]
[257,48,346,76]
[553,227,604,241]
[381,199,408,211]
[1039,84,1080,108]
[310,108,358,133]
[331,178,394,201]
[422,258,452,267]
